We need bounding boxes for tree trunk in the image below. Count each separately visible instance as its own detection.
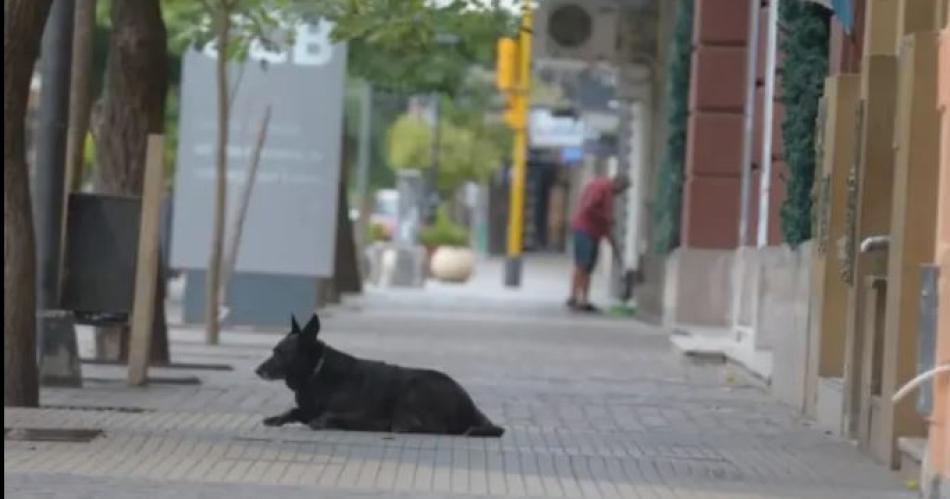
[334,176,362,295]
[334,124,362,295]
[58,0,95,321]
[206,7,232,345]
[4,0,54,407]
[63,0,96,194]
[92,0,169,363]
[221,106,271,315]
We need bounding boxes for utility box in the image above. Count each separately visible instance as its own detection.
[533,0,619,62]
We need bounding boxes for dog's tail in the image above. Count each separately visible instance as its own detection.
[465,423,505,438]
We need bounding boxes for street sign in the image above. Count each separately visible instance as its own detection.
[529,108,586,148]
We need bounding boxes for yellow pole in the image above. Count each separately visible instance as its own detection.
[504,0,532,287]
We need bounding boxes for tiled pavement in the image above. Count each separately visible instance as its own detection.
[4,262,915,498]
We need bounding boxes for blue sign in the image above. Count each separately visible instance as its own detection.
[560,147,583,164]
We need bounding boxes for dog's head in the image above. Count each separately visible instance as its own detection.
[255,314,324,385]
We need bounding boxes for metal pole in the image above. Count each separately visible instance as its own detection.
[34,0,80,386]
[731,0,763,332]
[355,81,373,252]
[757,0,780,248]
[738,0,761,247]
[428,93,442,222]
[504,0,532,287]
[59,0,96,299]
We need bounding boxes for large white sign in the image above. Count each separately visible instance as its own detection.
[171,23,347,277]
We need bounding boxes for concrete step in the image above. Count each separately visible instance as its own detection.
[897,436,926,484]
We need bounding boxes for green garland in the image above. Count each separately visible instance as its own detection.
[653,0,694,254]
[778,1,830,247]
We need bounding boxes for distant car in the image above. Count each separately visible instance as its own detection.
[370,189,399,239]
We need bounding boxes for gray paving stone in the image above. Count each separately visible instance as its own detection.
[4,280,915,499]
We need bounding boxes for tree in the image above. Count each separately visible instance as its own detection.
[160,0,507,336]
[91,0,170,362]
[206,2,231,345]
[333,3,513,195]
[64,0,97,194]
[386,109,503,194]
[4,0,54,407]
[164,0,290,344]
[316,0,515,95]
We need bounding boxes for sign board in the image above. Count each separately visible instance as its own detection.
[171,22,347,277]
[529,108,586,149]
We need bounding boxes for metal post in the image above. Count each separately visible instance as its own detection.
[34,0,81,387]
[738,0,761,247]
[757,0,780,248]
[59,0,96,305]
[504,0,532,287]
[428,93,442,223]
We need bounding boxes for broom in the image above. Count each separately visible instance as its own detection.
[607,262,639,317]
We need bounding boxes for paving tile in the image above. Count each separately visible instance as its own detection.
[3,282,914,499]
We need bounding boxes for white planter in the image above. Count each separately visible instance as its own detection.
[430,246,475,283]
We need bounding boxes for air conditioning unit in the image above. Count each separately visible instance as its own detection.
[534,0,620,63]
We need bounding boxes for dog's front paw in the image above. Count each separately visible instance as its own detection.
[262,415,287,427]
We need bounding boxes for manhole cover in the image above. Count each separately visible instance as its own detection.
[4,428,103,443]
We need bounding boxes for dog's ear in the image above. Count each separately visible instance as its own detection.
[302,313,321,339]
[290,315,302,334]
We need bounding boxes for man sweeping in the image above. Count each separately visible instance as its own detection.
[567,174,630,312]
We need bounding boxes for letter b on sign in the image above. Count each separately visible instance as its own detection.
[293,22,333,66]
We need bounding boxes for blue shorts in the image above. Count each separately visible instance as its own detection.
[573,230,599,273]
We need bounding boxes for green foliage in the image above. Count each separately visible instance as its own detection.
[778,1,829,247]
[368,222,392,242]
[653,0,694,254]
[386,104,503,193]
[387,114,433,170]
[442,70,512,154]
[159,0,509,191]
[161,0,511,94]
[311,0,516,95]
[162,0,296,62]
[341,82,404,191]
[420,206,468,248]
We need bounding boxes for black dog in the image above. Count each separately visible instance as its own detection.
[255,314,504,437]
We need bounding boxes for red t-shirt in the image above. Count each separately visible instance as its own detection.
[571,177,614,239]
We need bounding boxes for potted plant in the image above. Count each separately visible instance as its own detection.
[420,207,475,283]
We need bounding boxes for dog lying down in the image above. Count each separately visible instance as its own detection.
[256,314,504,437]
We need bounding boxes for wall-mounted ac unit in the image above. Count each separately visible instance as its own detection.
[534,0,620,63]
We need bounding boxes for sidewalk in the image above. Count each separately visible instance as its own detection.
[5,256,913,498]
